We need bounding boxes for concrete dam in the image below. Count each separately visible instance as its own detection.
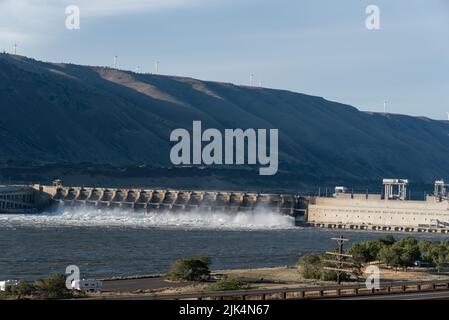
[6,183,308,222]
[3,179,449,234]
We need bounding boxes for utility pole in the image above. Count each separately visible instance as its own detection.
[324,236,353,285]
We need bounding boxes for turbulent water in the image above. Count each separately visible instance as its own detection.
[1,207,448,281]
[0,207,295,230]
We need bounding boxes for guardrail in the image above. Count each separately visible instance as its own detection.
[134,279,449,300]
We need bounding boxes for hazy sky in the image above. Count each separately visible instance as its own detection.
[1,0,448,119]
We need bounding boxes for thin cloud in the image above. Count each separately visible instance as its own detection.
[76,0,211,17]
[0,0,214,50]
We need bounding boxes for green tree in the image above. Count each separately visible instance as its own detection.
[429,243,448,272]
[418,240,433,263]
[379,237,420,271]
[298,253,350,281]
[298,253,322,280]
[379,246,401,270]
[395,237,421,270]
[348,243,370,265]
[166,255,212,281]
[348,240,385,265]
[378,235,396,246]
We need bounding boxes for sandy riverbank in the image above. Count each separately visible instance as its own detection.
[87,265,449,298]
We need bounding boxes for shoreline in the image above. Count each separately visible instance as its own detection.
[95,265,449,297]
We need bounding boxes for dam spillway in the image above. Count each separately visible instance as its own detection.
[4,179,449,234]
[34,184,308,220]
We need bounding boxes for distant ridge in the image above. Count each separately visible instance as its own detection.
[1,53,449,189]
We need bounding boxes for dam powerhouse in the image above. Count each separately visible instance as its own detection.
[2,178,449,234]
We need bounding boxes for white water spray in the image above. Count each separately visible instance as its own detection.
[0,207,295,230]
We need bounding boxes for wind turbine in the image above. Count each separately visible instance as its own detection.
[250,73,254,86]
[446,112,449,121]
[113,55,118,69]
[13,43,17,55]
[383,100,387,113]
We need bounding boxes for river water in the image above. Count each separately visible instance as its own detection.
[0,207,447,280]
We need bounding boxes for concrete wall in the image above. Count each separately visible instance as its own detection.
[32,185,307,217]
[308,194,449,227]
[0,185,37,213]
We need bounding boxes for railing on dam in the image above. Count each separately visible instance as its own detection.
[37,185,308,217]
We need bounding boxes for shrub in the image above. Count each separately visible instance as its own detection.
[298,253,322,279]
[166,255,212,281]
[13,280,34,297]
[33,274,73,299]
[298,253,350,281]
[206,277,250,291]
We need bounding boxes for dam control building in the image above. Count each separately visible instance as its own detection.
[307,179,449,232]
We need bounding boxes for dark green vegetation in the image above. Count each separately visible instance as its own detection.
[1,54,449,190]
[298,253,350,281]
[347,236,449,272]
[205,276,251,291]
[166,256,212,281]
[166,256,250,291]
[0,274,81,300]
[298,236,449,281]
